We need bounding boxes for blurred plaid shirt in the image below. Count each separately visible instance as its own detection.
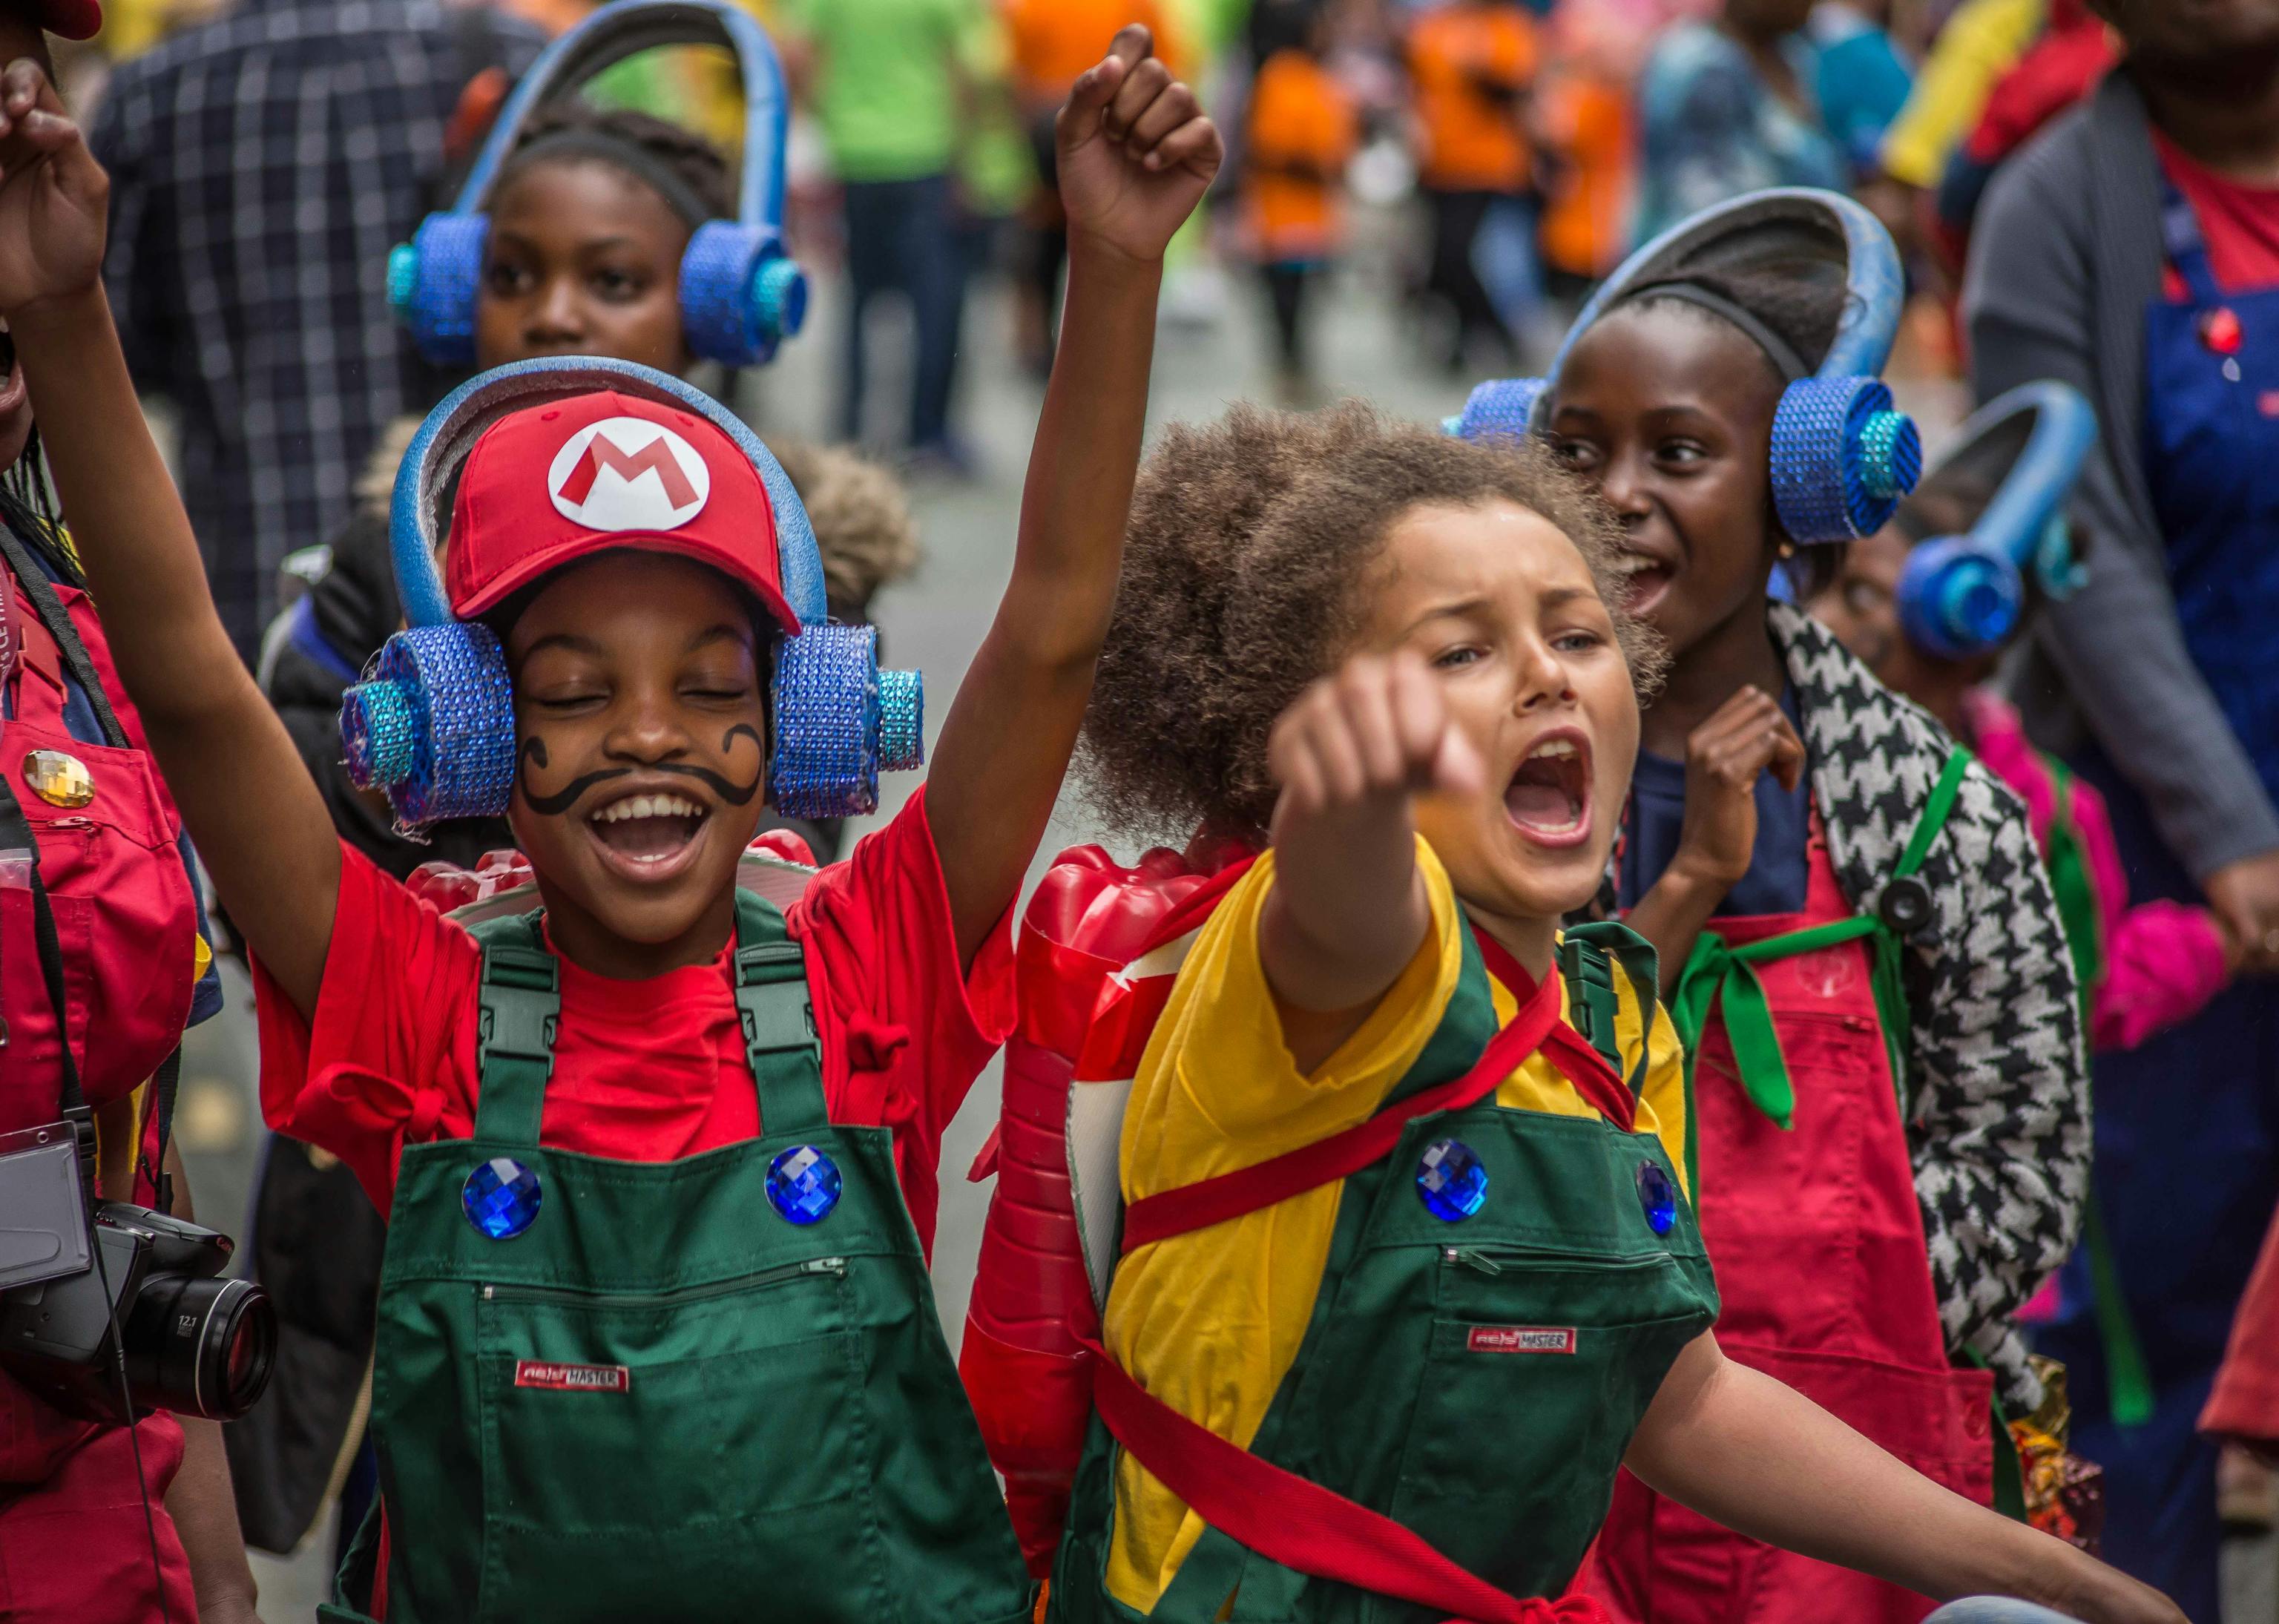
[91,0,539,658]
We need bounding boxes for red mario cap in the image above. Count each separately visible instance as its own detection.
[22,0,102,39]
[444,390,796,634]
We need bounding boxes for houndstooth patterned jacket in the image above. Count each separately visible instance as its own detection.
[1771,603,2090,1411]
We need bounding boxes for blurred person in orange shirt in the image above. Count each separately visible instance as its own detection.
[1004,0,1174,374]
[1243,0,1357,401]
[1405,0,1539,371]
[1534,58,1631,299]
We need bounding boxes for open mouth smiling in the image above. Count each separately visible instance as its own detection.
[1610,548,1675,616]
[1504,729,1593,849]
[584,786,713,881]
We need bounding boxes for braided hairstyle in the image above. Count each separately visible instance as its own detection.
[496,100,736,220]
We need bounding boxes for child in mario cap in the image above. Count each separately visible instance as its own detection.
[0,20,1219,1621]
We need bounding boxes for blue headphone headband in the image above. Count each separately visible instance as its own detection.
[1450,188,1921,547]
[1896,381,2098,659]
[346,356,921,829]
[387,0,807,368]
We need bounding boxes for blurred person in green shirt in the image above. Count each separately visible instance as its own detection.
[783,0,984,470]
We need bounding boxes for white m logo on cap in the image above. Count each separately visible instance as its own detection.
[548,418,712,531]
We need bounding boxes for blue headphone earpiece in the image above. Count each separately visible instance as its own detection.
[340,356,923,829]
[387,0,807,369]
[1895,381,2097,660]
[1449,188,1920,544]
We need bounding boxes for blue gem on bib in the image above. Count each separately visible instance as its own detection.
[1415,1139,1488,1222]
[462,1157,542,1240]
[1637,1162,1677,1237]
[768,1145,843,1226]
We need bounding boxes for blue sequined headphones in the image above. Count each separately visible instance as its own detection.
[1450,188,1921,547]
[1895,381,2096,660]
[387,0,808,369]
[338,356,923,829]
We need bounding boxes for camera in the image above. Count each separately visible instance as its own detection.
[0,1125,274,1424]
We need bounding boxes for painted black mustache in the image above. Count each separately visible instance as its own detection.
[518,726,765,817]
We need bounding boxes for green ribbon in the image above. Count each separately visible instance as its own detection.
[2042,762,2154,1430]
[1670,916,1881,1130]
[1666,749,1973,1132]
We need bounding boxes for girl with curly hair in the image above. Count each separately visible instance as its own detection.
[1022,399,2168,1623]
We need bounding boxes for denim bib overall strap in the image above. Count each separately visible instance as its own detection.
[325,890,1032,1624]
[2144,176,2279,799]
[1052,927,1718,1624]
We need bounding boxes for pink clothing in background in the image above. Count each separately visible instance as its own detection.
[1964,690,2229,1053]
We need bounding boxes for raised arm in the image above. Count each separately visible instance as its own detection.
[926,25,1220,966]
[0,59,340,1016]
[1625,684,1802,995]
[1627,1333,2182,1624]
[1261,653,1481,1072]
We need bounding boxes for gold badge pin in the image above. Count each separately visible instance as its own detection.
[23,750,94,809]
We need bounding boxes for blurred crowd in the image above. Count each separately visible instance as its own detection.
[45,0,2136,630]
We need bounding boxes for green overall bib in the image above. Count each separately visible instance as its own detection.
[1050,928,1720,1624]
[323,891,1033,1624]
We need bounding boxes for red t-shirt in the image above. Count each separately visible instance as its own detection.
[252,787,1012,1255]
[2154,131,2279,295]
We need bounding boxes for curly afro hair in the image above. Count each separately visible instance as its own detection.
[1079,401,1662,846]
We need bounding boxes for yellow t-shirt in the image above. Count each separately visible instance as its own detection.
[1100,841,1688,1611]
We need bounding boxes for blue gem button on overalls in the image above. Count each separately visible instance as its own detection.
[462,1156,543,1239]
[768,1144,843,1225]
[1636,1162,1677,1236]
[1415,1138,1488,1222]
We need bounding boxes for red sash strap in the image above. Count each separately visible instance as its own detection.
[1466,931,1640,1131]
[1084,1333,1607,1624]
[1121,936,1641,1256]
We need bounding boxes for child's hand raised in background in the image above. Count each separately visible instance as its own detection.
[1668,684,1805,891]
[0,58,106,316]
[1055,25,1220,266]
[1627,683,1805,996]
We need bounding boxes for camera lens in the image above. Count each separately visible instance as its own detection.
[122,1273,275,1420]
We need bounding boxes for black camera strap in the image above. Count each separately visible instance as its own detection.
[0,519,131,1203]
[0,522,130,749]
[0,776,96,1200]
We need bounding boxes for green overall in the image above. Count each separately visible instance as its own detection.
[1050,929,1720,1623]
[323,892,1033,1624]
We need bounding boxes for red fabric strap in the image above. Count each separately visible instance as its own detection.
[1467,931,1638,1133]
[1085,1334,1606,1624]
[1120,961,1567,1255]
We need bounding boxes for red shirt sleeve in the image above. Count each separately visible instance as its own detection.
[251,841,481,1217]
[791,785,1015,1256]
